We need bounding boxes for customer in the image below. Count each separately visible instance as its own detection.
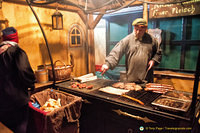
[101,18,162,84]
[0,27,36,133]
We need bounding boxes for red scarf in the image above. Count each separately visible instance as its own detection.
[3,32,19,43]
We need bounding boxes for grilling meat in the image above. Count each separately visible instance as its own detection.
[112,82,125,89]
[112,82,142,91]
[165,91,192,101]
[71,82,93,89]
[145,83,174,94]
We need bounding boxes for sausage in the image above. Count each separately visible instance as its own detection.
[86,85,93,89]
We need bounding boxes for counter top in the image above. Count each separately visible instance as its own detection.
[34,79,71,89]
[35,81,53,89]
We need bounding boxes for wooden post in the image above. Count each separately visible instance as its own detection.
[88,14,95,74]
[143,3,148,24]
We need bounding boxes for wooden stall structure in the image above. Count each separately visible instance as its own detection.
[1,0,200,132]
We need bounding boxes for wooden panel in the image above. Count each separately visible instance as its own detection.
[2,2,87,76]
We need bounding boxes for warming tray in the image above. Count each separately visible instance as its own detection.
[163,90,192,101]
[152,95,191,112]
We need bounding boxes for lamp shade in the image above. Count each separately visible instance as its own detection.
[52,10,63,30]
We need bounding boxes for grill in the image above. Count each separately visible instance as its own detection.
[56,79,195,118]
[95,88,161,106]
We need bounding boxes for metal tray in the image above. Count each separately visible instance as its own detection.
[164,90,192,101]
[151,95,191,112]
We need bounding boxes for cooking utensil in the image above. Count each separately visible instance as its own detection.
[113,109,156,123]
[99,86,144,105]
[142,68,149,84]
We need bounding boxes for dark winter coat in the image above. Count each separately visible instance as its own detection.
[0,43,36,112]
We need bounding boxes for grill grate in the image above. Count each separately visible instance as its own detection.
[120,90,162,105]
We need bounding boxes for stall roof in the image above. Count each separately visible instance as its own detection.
[6,0,191,14]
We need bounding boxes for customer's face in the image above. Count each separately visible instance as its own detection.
[134,25,147,39]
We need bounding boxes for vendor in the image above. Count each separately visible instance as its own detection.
[101,18,162,84]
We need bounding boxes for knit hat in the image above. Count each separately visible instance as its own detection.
[2,27,19,43]
[132,18,147,26]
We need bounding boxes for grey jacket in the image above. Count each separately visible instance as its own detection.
[105,32,162,83]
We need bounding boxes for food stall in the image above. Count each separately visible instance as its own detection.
[30,0,200,132]
[1,0,200,133]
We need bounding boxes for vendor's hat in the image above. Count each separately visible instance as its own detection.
[2,27,18,43]
[132,18,147,26]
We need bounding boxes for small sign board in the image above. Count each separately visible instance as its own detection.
[149,0,200,18]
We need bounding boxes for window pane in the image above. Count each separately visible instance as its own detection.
[71,36,76,44]
[110,22,128,41]
[72,29,75,34]
[158,18,182,41]
[76,30,80,34]
[158,45,181,69]
[77,36,80,44]
[186,16,200,40]
[148,20,154,29]
[184,45,200,71]
[57,17,63,29]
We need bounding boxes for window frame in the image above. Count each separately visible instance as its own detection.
[69,26,82,47]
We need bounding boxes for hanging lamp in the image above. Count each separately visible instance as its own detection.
[52,7,63,30]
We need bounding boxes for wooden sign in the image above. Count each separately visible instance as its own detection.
[149,0,200,18]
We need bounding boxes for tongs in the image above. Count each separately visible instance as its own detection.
[141,68,150,85]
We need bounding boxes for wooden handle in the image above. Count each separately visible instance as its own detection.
[113,109,156,123]
[54,60,67,67]
[121,94,144,105]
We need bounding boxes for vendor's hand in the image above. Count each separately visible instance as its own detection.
[101,64,109,75]
[148,60,155,70]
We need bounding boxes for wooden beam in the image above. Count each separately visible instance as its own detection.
[90,13,104,29]
[77,10,87,24]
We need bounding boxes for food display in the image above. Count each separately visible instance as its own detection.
[145,83,175,94]
[70,82,94,89]
[112,82,142,91]
[73,73,97,83]
[152,96,191,112]
[40,98,61,112]
[164,90,192,101]
[99,86,130,95]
